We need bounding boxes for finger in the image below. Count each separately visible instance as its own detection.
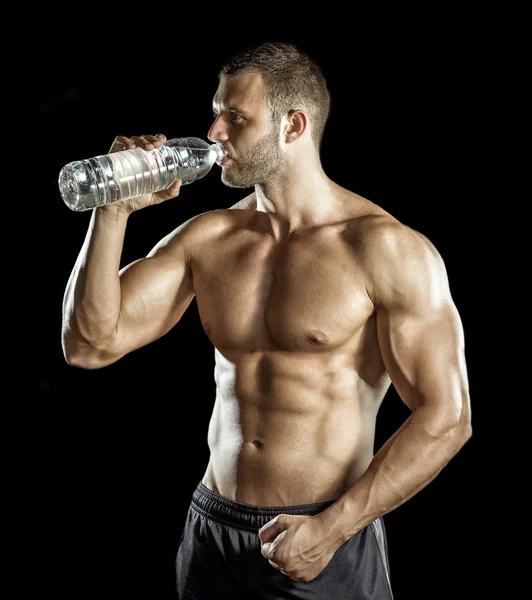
[268,558,282,570]
[261,530,287,560]
[109,135,136,153]
[140,134,166,148]
[261,542,274,559]
[154,179,182,201]
[130,135,159,150]
[259,515,285,543]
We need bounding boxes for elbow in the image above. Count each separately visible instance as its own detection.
[62,337,118,370]
[418,399,472,450]
[63,348,103,370]
[457,412,473,446]
[456,391,473,446]
[63,351,103,370]
[443,406,472,454]
[63,350,117,370]
[428,416,471,460]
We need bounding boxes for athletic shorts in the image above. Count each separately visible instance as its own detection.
[175,480,394,599]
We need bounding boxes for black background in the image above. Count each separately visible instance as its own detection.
[23,23,482,600]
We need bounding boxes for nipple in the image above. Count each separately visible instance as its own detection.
[306,329,329,345]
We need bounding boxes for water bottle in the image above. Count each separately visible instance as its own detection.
[58,137,226,212]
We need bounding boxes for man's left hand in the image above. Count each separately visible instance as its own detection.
[258,514,338,582]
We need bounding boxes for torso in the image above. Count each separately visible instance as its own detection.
[190,189,396,505]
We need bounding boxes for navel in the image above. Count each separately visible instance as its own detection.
[306,329,330,345]
[252,440,263,449]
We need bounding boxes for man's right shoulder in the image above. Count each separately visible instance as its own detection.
[186,191,257,233]
[159,198,255,251]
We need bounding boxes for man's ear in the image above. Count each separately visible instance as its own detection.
[283,109,307,143]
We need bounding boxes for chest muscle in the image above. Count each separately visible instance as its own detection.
[191,227,374,352]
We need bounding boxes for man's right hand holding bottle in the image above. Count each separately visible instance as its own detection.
[104,133,182,214]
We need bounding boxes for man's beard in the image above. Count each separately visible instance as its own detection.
[221,126,285,188]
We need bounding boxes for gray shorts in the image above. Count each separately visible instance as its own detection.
[176,480,393,599]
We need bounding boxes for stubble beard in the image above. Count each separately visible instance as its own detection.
[221,125,286,189]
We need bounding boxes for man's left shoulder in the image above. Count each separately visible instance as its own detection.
[354,213,436,254]
[343,214,444,275]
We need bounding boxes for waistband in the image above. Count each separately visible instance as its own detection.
[191,481,338,532]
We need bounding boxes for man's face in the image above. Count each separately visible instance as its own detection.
[208,73,286,188]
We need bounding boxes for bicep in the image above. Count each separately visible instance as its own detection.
[105,227,196,360]
[377,299,468,423]
[117,253,195,349]
[373,230,470,430]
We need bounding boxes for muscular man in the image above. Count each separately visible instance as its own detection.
[61,41,472,599]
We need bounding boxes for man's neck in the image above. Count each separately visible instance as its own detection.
[254,161,343,233]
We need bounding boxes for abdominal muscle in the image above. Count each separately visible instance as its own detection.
[201,347,391,506]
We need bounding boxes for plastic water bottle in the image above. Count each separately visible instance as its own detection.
[58,137,226,212]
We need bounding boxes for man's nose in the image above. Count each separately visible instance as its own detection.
[207,115,228,144]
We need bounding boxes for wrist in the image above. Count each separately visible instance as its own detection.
[315,499,355,549]
[95,203,131,223]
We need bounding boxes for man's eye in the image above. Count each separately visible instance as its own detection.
[212,111,243,123]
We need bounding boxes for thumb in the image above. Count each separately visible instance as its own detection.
[259,515,286,543]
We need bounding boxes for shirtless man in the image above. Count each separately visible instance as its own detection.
[61,42,472,599]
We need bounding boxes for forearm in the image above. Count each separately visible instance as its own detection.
[319,406,471,548]
[62,206,129,351]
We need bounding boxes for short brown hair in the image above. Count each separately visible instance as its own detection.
[219,41,331,149]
